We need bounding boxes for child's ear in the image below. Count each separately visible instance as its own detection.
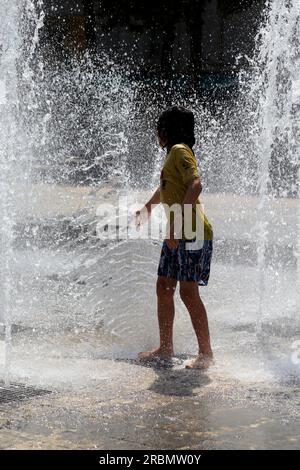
[161,129,168,144]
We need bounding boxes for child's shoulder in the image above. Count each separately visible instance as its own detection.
[170,143,193,154]
[170,143,195,160]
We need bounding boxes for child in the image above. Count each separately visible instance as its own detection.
[136,106,214,369]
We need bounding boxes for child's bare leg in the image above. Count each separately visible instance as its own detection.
[179,281,213,369]
[139,276,177,361]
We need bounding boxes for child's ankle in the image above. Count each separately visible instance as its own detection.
[160,345,174,355]
[199,349,213,358]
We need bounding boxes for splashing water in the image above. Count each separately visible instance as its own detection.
[248,0,300,335]
[0,0,299,388]
[0,0,22,384]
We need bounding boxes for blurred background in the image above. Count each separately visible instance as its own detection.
[41,1,264,78]
[22,0,284,195]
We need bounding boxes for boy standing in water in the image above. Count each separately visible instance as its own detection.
[136,106,214,369]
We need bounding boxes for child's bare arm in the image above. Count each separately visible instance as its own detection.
[166,178,202,249]
[144,187,161,213]
[135,187,160,227]
[182,177,202,207]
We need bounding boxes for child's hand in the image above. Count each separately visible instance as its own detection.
[134,210,142,230]
[134,206,148,229]
[165,238,179,250]
[165,221,179,249]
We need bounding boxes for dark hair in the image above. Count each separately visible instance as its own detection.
[157,106,195,150]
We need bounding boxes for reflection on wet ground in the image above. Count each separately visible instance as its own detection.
[0,353,299,450]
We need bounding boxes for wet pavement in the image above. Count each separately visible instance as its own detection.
[0,358,299,450]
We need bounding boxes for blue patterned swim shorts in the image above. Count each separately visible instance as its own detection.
[157,239,213,285]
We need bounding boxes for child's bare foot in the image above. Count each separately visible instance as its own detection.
[185,353,214,370]
[138,347,174,362]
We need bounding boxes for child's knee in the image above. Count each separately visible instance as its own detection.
[179,286,189,302]
[156,277,176,298]
[179,282,197,303]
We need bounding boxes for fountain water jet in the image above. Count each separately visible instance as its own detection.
[0,0,22,384]
[247,0,300,336]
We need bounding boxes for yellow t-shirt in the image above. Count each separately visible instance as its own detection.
[160,143,213,241]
